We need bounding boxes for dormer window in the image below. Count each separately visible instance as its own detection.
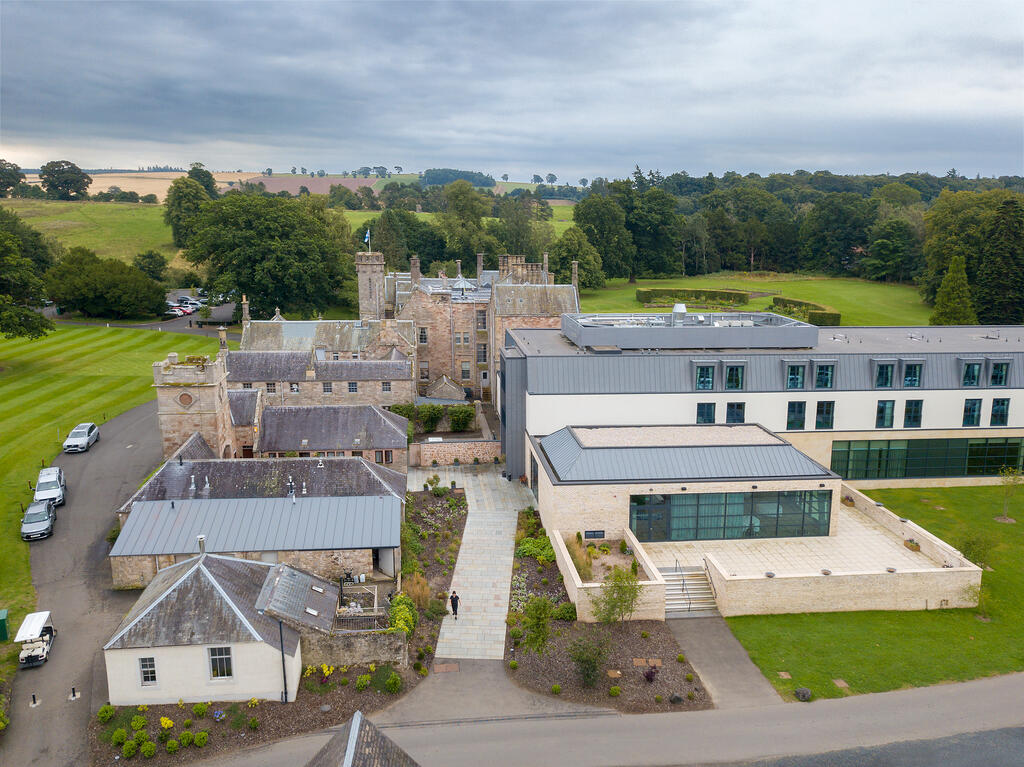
[962,362,981,387]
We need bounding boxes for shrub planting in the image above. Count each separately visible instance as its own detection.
[97,704,116,723]
[508,660,518,670]
[194,731,209,747]
[356,674,371,690]
[389,593,418,636]
[166,739,179,754]
[609,686,621,697]
[111,728,128,746]
[565,536,593,580]
[551,684,561,695]
[130,715,147,731]
[552,602,577,621]
[385,672,403,694]
[569,634,607,687]
[406,572,430,609]
[192,702,208,718]
[179,731,194,747]
[248,717,259,730]
[122,741,138,759]
[140,741,156,758]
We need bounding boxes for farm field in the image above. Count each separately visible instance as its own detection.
[0,198,181,265]
[729,485,1023,700]
[580,273,931,326]
[0,327,224,687]
[22,171,248,202]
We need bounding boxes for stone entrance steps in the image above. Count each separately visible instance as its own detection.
[661,567,720,619]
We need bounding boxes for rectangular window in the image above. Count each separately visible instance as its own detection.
[209,647,232,679]
[476,310,487,330]
[375,450,384,463]
[962,362,981,387]
[332,352,339,361]
[903,363,922,388]
[786,365,805,390]
[418,327,428,344]
[875,364,894,388]
[726,402,745,424]
[991,362,1009,387]
[725,365,745,390]
[991,398,1010,427]
[266,382,276,393]
[139,657,156,686]
[419,362,429,380]
[322,382,332,393]
[454,334,461,345]
[815,364,834,389]
[382,381,391,392]
[476,343,487,363]
[786,401,806,430]
[963,399,982,427]
[831,437,1023,480]
[695,366,714,391]
[351,450,362,457]
[289,382,299,393]
[348,382,358,393]
[241,382,252,390]
[876,400,895,429]
[461,362,471,380]
[384,450,393,464]
[815,401,835,430]
[904,400,923,428]
[696,403,715,424]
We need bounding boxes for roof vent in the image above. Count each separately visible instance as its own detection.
[302,481,308,495]
[304,607,319,617]
[197,534,206,555]
[311,585,325,594]
[316,459,325,468]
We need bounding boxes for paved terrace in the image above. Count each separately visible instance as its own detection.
[644,506,939,576]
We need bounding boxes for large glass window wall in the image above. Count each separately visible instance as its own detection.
[629,490,832,542]
[831,437,1023,480]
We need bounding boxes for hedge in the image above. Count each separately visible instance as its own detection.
[808,310,842,326]
[771,296,841,326]
[635,288,750,305]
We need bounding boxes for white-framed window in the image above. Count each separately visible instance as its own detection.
[461,361,471,380]
[139,656,156,686]
[289,382,300,393]
[418,327,428,344]
[241,382,252,390]
[209,646,233,679]
[332,353,339,361]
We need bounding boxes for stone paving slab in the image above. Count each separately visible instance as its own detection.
[410,466,534,661]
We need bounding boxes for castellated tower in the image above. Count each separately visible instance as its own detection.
[153,351,234,458]
[355,251,385,321]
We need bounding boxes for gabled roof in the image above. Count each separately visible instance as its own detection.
[255,564,340,634]
[173,432,216,461]
[312,359,411,381]
[536,425,836,483]
[227,351,310,382]
[258,406,408,453]
[491,283,579,316]
[227,389,260,426]
[240,320,415,352]
[104,554,300,655]
[422,375,467,402]
[110,495,402,557]
[304,710,421,767]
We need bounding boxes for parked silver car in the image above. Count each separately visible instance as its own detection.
[21,500,56,541]
[62,422,99,453]
[33,466,66,506]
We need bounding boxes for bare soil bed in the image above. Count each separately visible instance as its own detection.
[505,620,711,714]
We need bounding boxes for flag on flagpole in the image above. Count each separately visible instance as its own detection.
[364,229,370,244]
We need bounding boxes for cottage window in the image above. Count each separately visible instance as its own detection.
[322,382,332,393]
[903,363,922,388]
[418,327,428,344]
[351,450,363,457]
[786,365,805,390]
[332,353,339,361]
[266,382,276,394]
[375,450,384,463]
[139,657,156,686]
[384,450,393,464]
[695,366,714,391]
[348,382,358,393]
[382,381,391,392]
[874,364,894,388]
[814,363,834,389]
[289,382,299,393]
[209,647,232,679]
[241,383,252,390]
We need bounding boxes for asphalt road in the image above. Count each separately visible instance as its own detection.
[0,402,161,767]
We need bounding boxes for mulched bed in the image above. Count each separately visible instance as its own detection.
[505,620,712,713]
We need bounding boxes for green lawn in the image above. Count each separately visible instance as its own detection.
[728,485,1024,700]
[0,199,178,265]
[0,327,222,684]
[580,273,931,326]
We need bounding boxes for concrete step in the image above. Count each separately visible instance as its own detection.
[666,607,720,619]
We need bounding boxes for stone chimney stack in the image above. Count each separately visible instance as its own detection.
[542,252,549,275]
[571,260,579,290]
[410,255,421,284]
[218,326,227,350]
[456,259,462,276]
[439,270,448,290]
[241,295,250,325]
[476,253,483,279]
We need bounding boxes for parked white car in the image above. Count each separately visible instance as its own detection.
[33,466,66,506]
[63,422,99,453]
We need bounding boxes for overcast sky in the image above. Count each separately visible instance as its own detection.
[2,1,1022,179]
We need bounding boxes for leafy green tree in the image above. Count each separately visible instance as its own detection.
[184,194,345,318]
[997,466,1022,523]
[521,596,554,654]
[132,250,168,282]
[437,180,499,261]
[551,226,604,288]
[187,162,218,198]
[579,178,588,188]
[46,247,165,318]
[0,232,53,339]
[140,193,158,204]
[573,193,635,280]
[501,174,509,182]
[859,218,922,282]
[357,186,379,210]
[0,159,26,197]
[872,182,922,207]
[0,206,57,271]
[532,174,543,184]
[929,255,978,325]
[163,177,210,247]
[974,198,1024,324]
[590,566,643,624]
[12,181,46,199]
[798,193,877,274]
[38,160,92,200]
[545,173,557,185]
[616,186,684,277]
[328,184,363,210]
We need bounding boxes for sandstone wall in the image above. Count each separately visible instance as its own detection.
[226,379,415,408]
[418,440,502,466]
[299,629,408,668]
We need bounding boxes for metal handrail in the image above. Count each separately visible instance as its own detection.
[703,556,717,600]
[675,557,691,611]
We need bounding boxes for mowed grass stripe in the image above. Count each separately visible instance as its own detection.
[0,373,128,434]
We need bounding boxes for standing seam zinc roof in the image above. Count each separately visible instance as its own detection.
[538,427,834,483]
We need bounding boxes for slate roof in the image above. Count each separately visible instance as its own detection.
[258,406,408,453]
[172,432,216,461]
[304,710,421,767]
[312,359,411,381]
[228,389,260,426]
[240,320,416,352]
[110,495,402,557]
[491,283,579,316]
[536,426,836,483]
[125,457,406,506]
[103,554,300,655]
[227,351,311,382]
[255,564,340,633]
[422,375,467,402]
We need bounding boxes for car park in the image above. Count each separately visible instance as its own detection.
[178,305,195,314]
[165,307,185,317]
[16,611,57,668]
[33,466,66,506]
[21,500,56,540]
[63,422,100,452]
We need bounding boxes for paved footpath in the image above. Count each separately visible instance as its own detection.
[409,465,534,661]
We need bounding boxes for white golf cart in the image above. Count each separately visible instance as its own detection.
[16,611,57,669]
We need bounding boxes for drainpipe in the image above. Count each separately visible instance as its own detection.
[278,619,288,703]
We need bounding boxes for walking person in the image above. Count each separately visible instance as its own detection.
[449,590,460,621]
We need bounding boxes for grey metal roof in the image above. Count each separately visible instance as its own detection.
[227,351,310,381]
[258,406,408,453]
[537,426,834,483]
[110,495,401,557]
[228,389,260,426]
[304,710,421,767]
[255,564,340,633]
[104,554,300,654]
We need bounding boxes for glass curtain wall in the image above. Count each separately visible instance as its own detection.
[629,490,832,542]
[831,437,1023,479]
